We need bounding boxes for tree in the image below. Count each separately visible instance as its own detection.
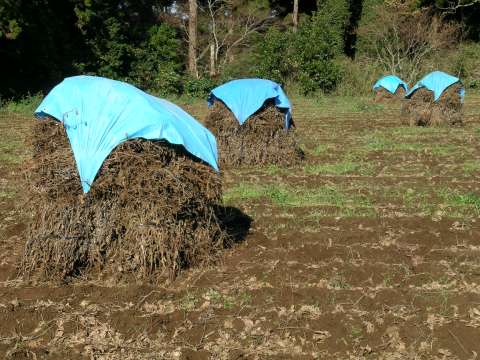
[293,0,349,93]
[357,2,459,82]
[0,0,84,98]
[292,0,299,31]
[188,0,199,78]
[205,0,272,76]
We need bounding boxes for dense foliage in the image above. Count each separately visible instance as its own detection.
[1,0,479,99]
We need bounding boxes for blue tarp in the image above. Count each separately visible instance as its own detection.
[373,75,408,94]
[207,78,292,128]
[405,71,465,101]
[35,75,219,193]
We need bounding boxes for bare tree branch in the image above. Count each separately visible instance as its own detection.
[437,0,480,12]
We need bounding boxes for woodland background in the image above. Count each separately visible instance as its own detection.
[1,0,480,100]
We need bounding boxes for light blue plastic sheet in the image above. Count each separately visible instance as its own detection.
[406,71,465,101]
[373,75,408,94]
[35,75,219,193]
[207,78,292,128]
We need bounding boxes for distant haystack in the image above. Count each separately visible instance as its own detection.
[373,75,408,102]
[401,71,464,127]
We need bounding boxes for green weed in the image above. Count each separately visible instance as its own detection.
[303,161,374,176]
[0,93,43,115]
[463,160,480,174]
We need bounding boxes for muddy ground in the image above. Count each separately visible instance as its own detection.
[0,96,480,359]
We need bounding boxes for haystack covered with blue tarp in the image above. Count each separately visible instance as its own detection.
[22,76,229,282]
[205,78,303,167]
[401,71,464,127]
[35,75,218,192]
[373,75,408,102]
[405,71,464,101]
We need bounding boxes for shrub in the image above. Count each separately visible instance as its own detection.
[129,23,182,95]
[254,27,291,85]
[292,0,349,94]
[182,77,218,98]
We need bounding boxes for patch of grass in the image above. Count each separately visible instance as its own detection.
[312,144,330,156]
[223,183,264,202]
[350,326,363,339]
[365,135,393,151]
[329,274,350,289]
[0,135,26,165]
[225,182,376,216]
[441,190,480,216]
[265,164,283,175]
[428,144,461,156]
[391,126,444,137]
[0,93,43,115]
[364,133,460,155]
[475,127,480,138]
[463,160,480,174]
[180,293,199,312]
[303,161,374,176]
[352,100,384,113]
[0,190,16,199]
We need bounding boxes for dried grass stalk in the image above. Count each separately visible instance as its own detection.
[21,118,229,282]
[204,100,304,167]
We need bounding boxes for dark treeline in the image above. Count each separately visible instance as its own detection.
[1,0,479,99]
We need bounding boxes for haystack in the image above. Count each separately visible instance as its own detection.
[205,99,303,167]
[374,86,405,102]
[21,118,228,282]
[400,83,463,126]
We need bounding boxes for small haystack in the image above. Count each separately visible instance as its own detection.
[205,99,303,167]
[373,75,408,103]
[401,83,463,127]
[22,119,227,281]
[374,86,405,102]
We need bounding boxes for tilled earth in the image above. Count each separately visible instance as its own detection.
[0,96,480,359]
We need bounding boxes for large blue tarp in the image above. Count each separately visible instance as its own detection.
[35,75,219,193]
[207,78,292,128]
[373,75,408,94]
[406,71,465,101]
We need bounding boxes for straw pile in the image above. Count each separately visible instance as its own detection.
[400,84,463,126]
[204,100,304,167]
[21,118,229,282]
[374,86,405,102]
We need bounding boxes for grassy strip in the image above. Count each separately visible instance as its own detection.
[224,182,375,217]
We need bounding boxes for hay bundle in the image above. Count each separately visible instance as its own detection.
[374,86,405,102]
[21,118,228,282]
[204,100,304,167]
[400,83,463,126]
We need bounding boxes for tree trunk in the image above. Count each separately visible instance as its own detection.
[209,41,216,76]
[188,0,198,78]
[293,0,299,31]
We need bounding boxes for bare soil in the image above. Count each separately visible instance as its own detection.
[0,99,479,359]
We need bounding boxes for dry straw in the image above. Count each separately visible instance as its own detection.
[204,100,304,167]
[400,83,463,126]
[21,118,230,282]
[374,86,405,103]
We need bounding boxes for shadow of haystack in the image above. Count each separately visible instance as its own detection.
[216,205,253,246]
